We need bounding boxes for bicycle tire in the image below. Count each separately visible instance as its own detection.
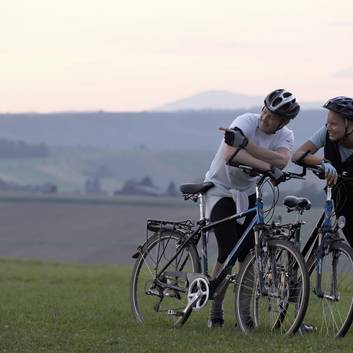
[130,230,201,327]
[235,239,309,335]
[305,240,353,337]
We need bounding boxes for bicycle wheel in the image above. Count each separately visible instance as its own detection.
[306,240,353,337]
[235,239,309,335]
[131,230,201,327]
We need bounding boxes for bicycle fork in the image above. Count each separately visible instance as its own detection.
[314,232,340,301]
[254,230,275,297]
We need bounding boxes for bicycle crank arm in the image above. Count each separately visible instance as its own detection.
[166,284,205,317]
[182,294,201,314]
[167,309,184,316]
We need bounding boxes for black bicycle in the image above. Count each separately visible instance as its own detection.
[130,165,309,335]
[276,164,353,337]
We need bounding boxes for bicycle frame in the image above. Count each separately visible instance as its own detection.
[286,167,345,300]
[285,165,337,269]
[154,174,268,296]
[131,164,310,333]
[296,185,341,265]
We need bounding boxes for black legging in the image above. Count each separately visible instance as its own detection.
[210,194,256,264]
[333,185,353,248]
[339,207,353,249]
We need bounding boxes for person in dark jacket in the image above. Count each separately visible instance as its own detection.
[292,96,353,248]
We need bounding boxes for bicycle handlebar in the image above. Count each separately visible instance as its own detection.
[293,161,353,181]
[227,160,353,188]
[293,162,325,179]
[227,162,305,186]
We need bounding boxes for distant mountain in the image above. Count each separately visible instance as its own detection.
[153,90,322,111]
[154,91,263,111]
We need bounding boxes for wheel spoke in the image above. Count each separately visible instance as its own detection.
[235,239,309,336]
[131,231,200,327]
[306,242,353,337]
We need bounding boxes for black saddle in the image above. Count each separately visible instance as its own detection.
[180,182,214,195]
[283,195,311,211]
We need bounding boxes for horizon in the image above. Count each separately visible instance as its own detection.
[0,90,326,115]
[1,0,353,112]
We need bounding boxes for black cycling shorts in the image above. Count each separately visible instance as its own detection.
[210,194,256,264]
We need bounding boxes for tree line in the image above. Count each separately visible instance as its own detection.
[0,139,48,158]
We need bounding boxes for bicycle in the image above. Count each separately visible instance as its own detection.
[130,165,310,335]
[276,163,353,337]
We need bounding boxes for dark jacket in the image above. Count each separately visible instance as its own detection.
[324,132,353,209]
[324,132,353,177]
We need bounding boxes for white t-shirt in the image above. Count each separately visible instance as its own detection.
[204,113,294,217]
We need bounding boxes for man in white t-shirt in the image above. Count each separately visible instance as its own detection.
[205,89,300,328]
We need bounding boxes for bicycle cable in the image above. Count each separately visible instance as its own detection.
[263,177,279,223]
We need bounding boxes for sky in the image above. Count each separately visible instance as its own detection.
[0,0,352,112]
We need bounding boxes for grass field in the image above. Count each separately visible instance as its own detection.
[1,259,353,353]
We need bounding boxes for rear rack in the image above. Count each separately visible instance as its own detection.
[133,219,196,259]
[147,218,194,233]
[146,218,195,244]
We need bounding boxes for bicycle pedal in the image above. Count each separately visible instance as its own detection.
[167,309,183,316]
[146,288,161,297]
[228,274,237,284]
[164,289,179,298]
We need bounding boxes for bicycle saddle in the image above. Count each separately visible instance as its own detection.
[283,195,311,211]
[180,182,214,195]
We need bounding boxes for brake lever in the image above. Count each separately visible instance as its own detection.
[283,172,305,181]
[312,168,325,180]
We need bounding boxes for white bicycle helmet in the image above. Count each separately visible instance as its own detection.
[264,89,300,119]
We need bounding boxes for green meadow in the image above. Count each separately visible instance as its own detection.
[1,259,352,353]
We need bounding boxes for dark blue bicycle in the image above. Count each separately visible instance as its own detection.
[279,164,353,337]
[130,165,310,335]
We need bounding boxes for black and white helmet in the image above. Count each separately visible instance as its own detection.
[323,96,353,121]
[264,89,300,119]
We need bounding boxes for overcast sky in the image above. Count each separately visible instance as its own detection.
[1,0,352,112]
